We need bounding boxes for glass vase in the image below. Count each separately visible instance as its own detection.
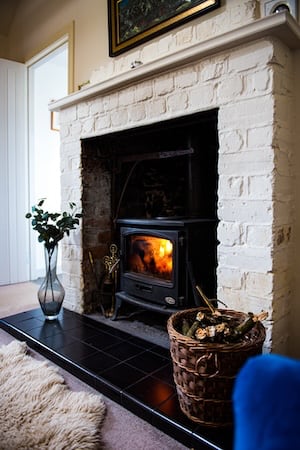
[38,244,65,320]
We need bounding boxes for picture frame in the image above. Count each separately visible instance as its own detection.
[108,0,221,57]
[50,111,60,131]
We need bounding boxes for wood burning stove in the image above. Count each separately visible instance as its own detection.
[112,217,217,319]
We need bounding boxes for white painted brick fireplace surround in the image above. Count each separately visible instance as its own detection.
[51,2,300,356]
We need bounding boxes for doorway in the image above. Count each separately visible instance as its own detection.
[27,41,68,280]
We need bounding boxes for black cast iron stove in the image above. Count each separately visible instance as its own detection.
[112,217,217,319]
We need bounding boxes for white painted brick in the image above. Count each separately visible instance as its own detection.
[103,94,119,111]
[200,59,228,82]
[245,271,273,297]
[128,103,146,123]
[217,267,243,289]
[175,69,198,89]
[247,125,274,148]
[90,98,104,115]
[155,76,174,96]
[135,82,153,102]
[82,118,95,135]
[217,221,242,246]
[157,35,173,55]
[176,27,193,47]
[218,97,274,129]
[77,102,90,118]
[216,286,244,312]
[59,124,70,140]
[166,92,188,113]
[60,106,77,124]
[119,88,135,106]
[246,224,272,247]
[70,122,83,139]
[218,199,273,222]
[218,244,273,272]
[217,75,244,103]
[248,174,273,199]
[219,130,244,153]
[188,84,214,110]
[141,42,158,64]
[145,98,166,118]
[246,68,272,95]
[95,114,111,132]
[218,175,245,198]
[111,109,128,127]
[228,41,274,72]
[229,0,258,25]
[218,152,274,177]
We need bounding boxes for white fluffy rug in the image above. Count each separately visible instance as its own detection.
[0,340,106,449]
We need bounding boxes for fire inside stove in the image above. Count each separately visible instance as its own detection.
[126,235,173,282]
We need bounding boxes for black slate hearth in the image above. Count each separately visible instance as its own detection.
[0,308,233,450]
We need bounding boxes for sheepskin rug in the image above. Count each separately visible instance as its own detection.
[0,340,106,449]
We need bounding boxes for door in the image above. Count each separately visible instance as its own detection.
[0,39,68,285]
[0,59,28,285]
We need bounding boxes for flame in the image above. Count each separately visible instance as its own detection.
[128,235,173,280]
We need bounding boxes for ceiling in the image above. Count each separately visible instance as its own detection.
[0,0,21,37]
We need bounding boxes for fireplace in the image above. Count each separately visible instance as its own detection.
[52,9,300,355]
[114,217,217,318]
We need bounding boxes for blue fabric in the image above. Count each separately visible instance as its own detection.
[233,353,300,450]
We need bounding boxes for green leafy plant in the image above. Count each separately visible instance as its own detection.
[25,199,82,251]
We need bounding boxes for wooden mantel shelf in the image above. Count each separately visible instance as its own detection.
[49,11,300,112]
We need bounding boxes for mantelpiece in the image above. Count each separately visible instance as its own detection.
[49,12,300,113]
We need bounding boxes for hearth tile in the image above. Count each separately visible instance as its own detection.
[2,308,44,323]
[9,317,44,332]
[124,375,175,408]
[79,350,121,373]
[60,360,122,404]
[152,361,175,385]
[191,426,233,450]
[89,319,136,339]
[99,362,147,388]
[121,391,155,424]
[104,340,146,361]
[148,344,171,358]
[35,331,78,350]
[155,394,233,450]
[81,330,125,351]
[126,335,160,350]
[57,314,91,331]
[125,349,170,374]
[67,325,107,342]
[24,320,66,338]
[57,341,100,362]
[155,393,196,430]
[150,410,195,449]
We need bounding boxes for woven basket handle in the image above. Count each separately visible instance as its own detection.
[195,353,220,378]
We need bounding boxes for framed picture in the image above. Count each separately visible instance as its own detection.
[108,0,221,57]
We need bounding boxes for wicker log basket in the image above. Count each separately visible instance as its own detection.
[167,307,266,427]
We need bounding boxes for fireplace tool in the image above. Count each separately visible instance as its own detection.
[102,244,120,318]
